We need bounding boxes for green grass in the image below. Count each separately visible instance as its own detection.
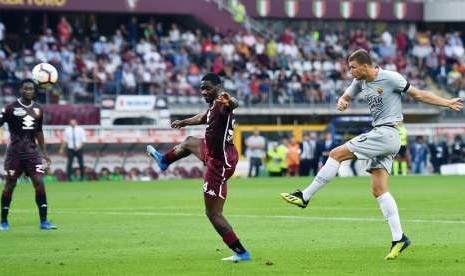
[1,176,465,275]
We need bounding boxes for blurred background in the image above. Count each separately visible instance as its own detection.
[0,0,464,182]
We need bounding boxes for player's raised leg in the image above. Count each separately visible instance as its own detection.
[146,136,203,171]
[204,196,250,262]
[371,168,410,259]
[281,144,355,208]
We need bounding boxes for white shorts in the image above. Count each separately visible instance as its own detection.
[346,126,401,174]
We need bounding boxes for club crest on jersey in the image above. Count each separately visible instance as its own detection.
[376,87,384,94]
[13,108,27,116]
[33,108,41,116]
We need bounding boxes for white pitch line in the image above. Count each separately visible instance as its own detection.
[12,209,465,225]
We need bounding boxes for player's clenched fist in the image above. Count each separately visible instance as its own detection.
[216,92,231,106]
[337,97,349,111]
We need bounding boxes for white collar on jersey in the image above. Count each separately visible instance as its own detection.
[17,98,34,108]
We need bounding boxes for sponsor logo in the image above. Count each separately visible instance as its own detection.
[203,182,208,192]
[22,115,35,129]
[356,135,368,142]
[8,170,15,176]
[35,165,45,174]
[13,108,27,116]
[206,190,217,197]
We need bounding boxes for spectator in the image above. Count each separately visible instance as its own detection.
[286,136,301,176]
[245,128,266,177]
[265,142,284,177]
[450,135,465,163]
[232,1,246,25]
[59,118,87,181]
[299,133,318,176]
[99,168,112,181]
[277,137,288,176]
[57,16,73,45]
[410,136,428,174]
[0,18,6,46]
[317,131,336,166]
[127,16,139,47]
[428,136,449,174]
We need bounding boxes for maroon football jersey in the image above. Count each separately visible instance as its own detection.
[0,99,44,155]
[204,100,235,160]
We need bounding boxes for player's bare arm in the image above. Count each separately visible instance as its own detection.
[35,131,52,166]
[170,111,208,129]
[337,94,352,111]
[408,86,464,111]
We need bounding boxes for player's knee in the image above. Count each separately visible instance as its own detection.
[34,183,46,194]
[181,136,195,148]
[329,148,344,161]
[3,178,17,192]
[205,209,220,221]
[184,136,196,144]
[372,185,386,197]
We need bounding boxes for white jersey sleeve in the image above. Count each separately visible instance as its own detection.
[344,79,362,97]
[389,71,410,94]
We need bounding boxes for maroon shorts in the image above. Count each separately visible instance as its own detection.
[4,153,45,179]
[200,139,238,199]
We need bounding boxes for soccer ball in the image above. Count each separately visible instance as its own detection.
[32,63,58,86]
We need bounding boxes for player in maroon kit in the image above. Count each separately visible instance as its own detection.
[146,73,250,262]
[0,79,57,230]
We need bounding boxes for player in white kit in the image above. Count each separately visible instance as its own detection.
[281,49,463,260]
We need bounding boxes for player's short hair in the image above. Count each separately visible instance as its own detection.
[201,73,222,86]
[348,49,372,65]
[20,78,37,89]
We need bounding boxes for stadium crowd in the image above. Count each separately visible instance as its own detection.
[0,16,464,105]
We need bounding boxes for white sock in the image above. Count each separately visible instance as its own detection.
[302,157,340,201]
[377,192,403,241]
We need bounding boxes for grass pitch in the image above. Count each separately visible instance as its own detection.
[1,176,465,275]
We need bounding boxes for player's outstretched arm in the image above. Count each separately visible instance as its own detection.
[36,131,52,167]
[337,94,352,111]
[170,111,208,129]
[408,86,464,111]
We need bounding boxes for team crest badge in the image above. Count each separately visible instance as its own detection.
[377,87,384,94]
[13,108,26,116]
[33,108,41,116]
